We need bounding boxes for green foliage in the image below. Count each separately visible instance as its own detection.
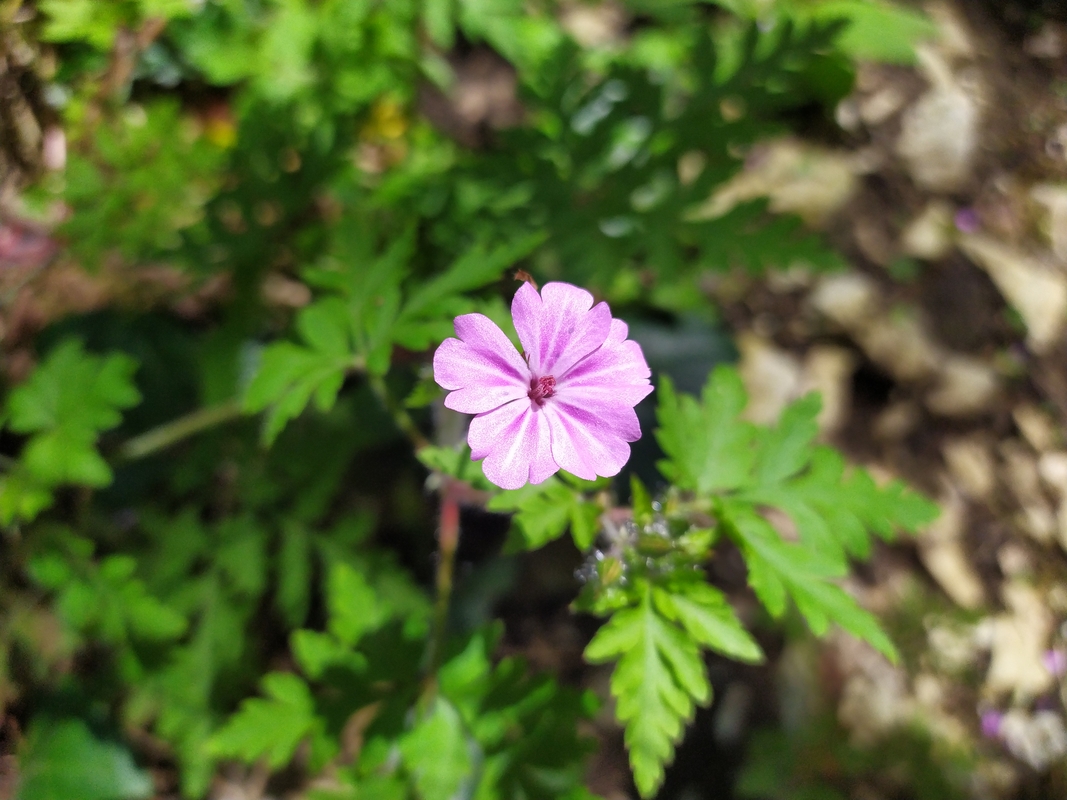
[59,101,225,267]
[4,2,942,799]
[39,0,193,49]
[208,672,335,770]
[656,366,937,658]
[584,572,762,796]
[448,19,850,305]
[710,0,937,64]
[28,536,186,645]
[0,340,139,523]
[488,473,605,551]
[18,716,153,800]
[245,230,539,442]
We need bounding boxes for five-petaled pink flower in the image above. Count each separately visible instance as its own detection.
[433,281,653,490]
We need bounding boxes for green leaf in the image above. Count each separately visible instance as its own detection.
[326,562,388,647]
[585,584,709,798]
[653,579,763,664]
[28,544,186,645]
[0,469,54,526]
[393,234,543,351]
[721,501,898,661]
[399,699,473,800]
[630,475,654,528]
[655,369,756,493]
[5,340,140,494]
[19,716,152,800]
[244,299,354,445]
[417,445,495,492]
[208,672,335,769]
[488,477,602,551]
[276,520,312,628]
[808,1,937,64]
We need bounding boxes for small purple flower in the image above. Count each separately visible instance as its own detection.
[433,281,653,490]
[981,710,1004,739]
[954,207,980,234]
[1043,649,1067,677]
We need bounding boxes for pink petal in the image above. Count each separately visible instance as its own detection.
[433,314,530,414]
[514,282,612,378]
[558,319,651,388]
[544,400,634,481]
[468,399,558,489]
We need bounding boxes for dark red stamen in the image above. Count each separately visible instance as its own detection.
[528,375,556,407]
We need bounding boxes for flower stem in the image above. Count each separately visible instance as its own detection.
[426,480,461,676]
[118,399,243,461]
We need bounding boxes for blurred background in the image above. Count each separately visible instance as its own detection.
[3,0,1067,798]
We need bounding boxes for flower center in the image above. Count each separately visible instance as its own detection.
[528,375,556,407]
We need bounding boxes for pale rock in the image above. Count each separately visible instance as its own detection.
[1029,183,1067,264]
[925,356,1000,416]
[942,437,996,499]
[861,312,942,381]
[835,98,862,133]
[926,622,979,672]
[697,139,858,228]
[1056,497,1067,554]
[1000,710,1067,771]
[997,543,1033,578]
[958,234,1067,353]
[1013,404,1060,453]
[737,333,803,425]
[926,3,978,60]
[918,487,985,609]
[1001,440,1056,545]
[1038,452,1067,552]
[1024,24,1067,60]
[810,273,879,328]
[901,201,955,260]
[859,86,907,126]
[801,346,855,434]
[983,583,1054,701]
[896,49,981,193]
[874,401,921,441]
[833,635,911,746]
[559,1,627,49]
[1038,452,1067,494]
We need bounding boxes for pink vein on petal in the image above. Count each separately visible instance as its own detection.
[515,282,612,377]
[433,313,530,414]
[545,401,633,481]
[469,399,557,489]
[557,320,653,413]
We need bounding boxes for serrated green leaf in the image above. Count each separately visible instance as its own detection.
[5,340,140,492]
[585,585,709,797]
[721,501,898,661]
[630,475,654,528]
[208,672,334,769]
[395,234,543,351]
[19,716,152,800]
[327,562,386,647]
[752,392,821,487]
[653,581,763,664]
[399,699,473,800]
[0,469,53,525]
[808,0,936,64]
[488,477,601,551]
[244,300,354,445]
[655,369,756,493]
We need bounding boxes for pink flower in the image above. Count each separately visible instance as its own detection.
[433,281,653,490]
